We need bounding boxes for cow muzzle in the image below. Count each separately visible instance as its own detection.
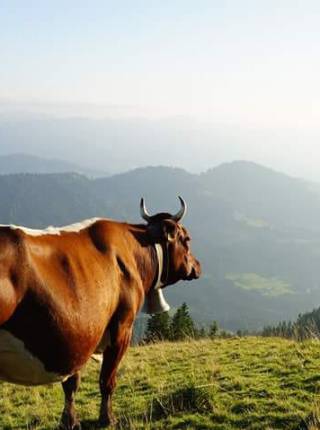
[186,259,201,280]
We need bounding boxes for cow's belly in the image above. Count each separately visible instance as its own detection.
[0,329,69,386]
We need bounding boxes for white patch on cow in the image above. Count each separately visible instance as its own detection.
[0,329,69,386]
[91,328,112,363]
[0,218,102,237]
[91,353,103,364]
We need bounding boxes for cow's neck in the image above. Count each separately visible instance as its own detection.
[140,243,170,314]
[136,241,162,292]
[129,224,170,314]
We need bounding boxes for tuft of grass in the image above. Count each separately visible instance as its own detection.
[1,337,320,429]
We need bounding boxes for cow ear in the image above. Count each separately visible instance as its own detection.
[147,220,178,243]
[146,223,164,242]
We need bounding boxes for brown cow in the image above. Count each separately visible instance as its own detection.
[0,197,201,429]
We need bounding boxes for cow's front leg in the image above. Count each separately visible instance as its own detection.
[98,322,133,427]
[60,372,81,430]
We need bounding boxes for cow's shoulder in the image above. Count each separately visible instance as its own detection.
[0,225,27,269]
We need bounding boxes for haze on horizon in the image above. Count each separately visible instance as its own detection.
[1,1,320,181]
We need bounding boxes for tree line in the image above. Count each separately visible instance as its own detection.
[142,303,320,343]
[143,302,223,343]
[261,306,320,340]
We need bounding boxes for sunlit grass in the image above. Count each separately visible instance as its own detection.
[1,337,320,429]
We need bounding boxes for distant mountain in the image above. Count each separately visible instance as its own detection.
[0,153,107,177]
[0,115,208,174]
[1,161,320,331]
[3,108,320,182]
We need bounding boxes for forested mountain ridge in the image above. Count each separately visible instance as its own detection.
[1,161,320,331]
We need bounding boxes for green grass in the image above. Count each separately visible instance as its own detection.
[226,273,293,297]
[1,337,320,429]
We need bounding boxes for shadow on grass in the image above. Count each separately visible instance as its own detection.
[81,419,111,429]
[114,384,318,430]
[151,384,214,419]
[295,407,320,430]
[103,384,217,429]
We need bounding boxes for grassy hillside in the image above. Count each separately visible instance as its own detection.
[1,338,320,429]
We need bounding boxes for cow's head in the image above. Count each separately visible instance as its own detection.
[140,196,201,287]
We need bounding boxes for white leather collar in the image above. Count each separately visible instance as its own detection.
[153,243,164,290]
[141,243,170,314]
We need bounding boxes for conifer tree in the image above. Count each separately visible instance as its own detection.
[171,303,195,340]
[209,320,218,338]
[144,311,171,342]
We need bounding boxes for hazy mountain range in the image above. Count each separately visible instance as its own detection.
[0,159,320,331]
[2,109,320,181]
[0,153,107,177]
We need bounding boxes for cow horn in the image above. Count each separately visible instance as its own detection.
[140,198,151,222]
[172,196,187,222]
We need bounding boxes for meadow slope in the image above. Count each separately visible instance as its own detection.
[1,337,320,429]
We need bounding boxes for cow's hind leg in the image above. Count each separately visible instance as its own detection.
[98,321,133,427]
[60,372,81,430]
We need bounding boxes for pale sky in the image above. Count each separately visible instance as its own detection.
[1,1,320,180]
[1,1,320,127]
